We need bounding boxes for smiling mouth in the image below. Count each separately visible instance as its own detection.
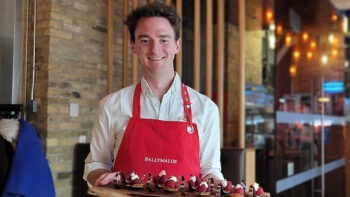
[148,56,164,61]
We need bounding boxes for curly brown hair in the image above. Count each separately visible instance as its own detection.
[125,2,181,42]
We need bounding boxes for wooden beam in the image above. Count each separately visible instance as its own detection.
[238,0,246,149]
[194,0,200,91]
[122,0,129,87]
[217,0,225,147]
[107,0,113,93]
[175,0,183,77]
[205,0,213,98]
[132,0,138,84]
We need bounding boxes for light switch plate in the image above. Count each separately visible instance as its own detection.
[69,103,79,117]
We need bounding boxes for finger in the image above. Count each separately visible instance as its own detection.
[97,172,117,186]
[94,173,108,186]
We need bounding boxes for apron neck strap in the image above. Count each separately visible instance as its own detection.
[132,82,142,118]
[181,84,193,127]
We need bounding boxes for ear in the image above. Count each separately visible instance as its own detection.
[130,41,136,53]
[174,38,181,54]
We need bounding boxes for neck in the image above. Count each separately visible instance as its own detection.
[144,72,175,100]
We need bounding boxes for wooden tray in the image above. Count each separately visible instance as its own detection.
[88,186,185,196]
[88,186,270,197]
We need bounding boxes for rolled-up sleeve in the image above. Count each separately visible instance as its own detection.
[187,88,224,181]
[199,101,224,180]
[83,96,116,181]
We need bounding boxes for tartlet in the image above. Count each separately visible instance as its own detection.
[188,175,202,190]
[195,181,210,196]
[164,176,180,192]
[154,170,167,188]
[220,179,234,194]
[250,182,265,197]
[231,184,245,197]
[124,171,144,188]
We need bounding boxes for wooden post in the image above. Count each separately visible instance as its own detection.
[132,0,138,84]
[205,0,213,98]
[238,0,246,149]
[107,0,113,93]
[122,0,129,87]
[217,0,225,147]
[193,0,200,91]
[175,0,182,77]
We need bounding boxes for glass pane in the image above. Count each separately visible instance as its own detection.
[244,0,276,194]
[273,0,347,196]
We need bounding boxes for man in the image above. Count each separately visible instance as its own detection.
[84,2,224,187]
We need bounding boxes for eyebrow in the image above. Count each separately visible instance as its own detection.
[137,35,149,39]
[137,34,171,39]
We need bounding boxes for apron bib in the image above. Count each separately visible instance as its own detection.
[113,82,200,179]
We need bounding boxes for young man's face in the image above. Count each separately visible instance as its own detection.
[131,17,180,77]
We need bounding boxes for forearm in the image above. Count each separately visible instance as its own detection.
[200,105,224,185]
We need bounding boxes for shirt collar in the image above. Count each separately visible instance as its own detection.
[140,72,180,97]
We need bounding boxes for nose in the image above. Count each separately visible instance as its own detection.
[150,41,159,54]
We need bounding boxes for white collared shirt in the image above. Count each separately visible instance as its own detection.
[84,73,223,181]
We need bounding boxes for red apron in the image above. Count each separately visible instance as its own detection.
[113,82,200,180]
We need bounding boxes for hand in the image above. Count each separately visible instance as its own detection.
[94,172,117,186]
[203,174,223,187]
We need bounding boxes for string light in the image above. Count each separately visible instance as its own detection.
[310,41,317,49]
[277,24,283,35]
[302,32,309,41]
[331,13,338,21]
[331,49,338,57]
[285,35,292,45]
[278,11,345,80]
[266,10,273,24]
[321,55,328,64]
[293,51,300,60]
[307,51,313,59]
[328,34,335,44]
[289,65,297,77]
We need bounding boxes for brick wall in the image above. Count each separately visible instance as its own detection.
[25,0,125,196]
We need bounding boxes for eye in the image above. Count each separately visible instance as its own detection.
[140,38,150,44]
[160,39,169,44]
